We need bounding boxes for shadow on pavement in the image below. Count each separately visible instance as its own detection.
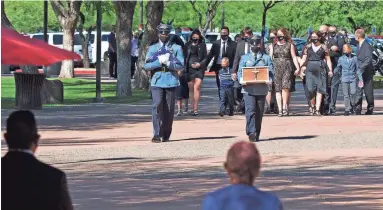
[265,135,317,141]
[62,155,383,210]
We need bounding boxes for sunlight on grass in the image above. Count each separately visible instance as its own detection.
[1,77,149,109]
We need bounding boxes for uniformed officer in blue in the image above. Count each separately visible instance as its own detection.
[144,21,184,143]
[236,35,274,142]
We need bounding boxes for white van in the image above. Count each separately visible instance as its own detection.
[74,32,92,61]
[29,32,84,64]
[86,31,111,65]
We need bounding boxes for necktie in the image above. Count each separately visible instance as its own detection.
[222,41,226,57]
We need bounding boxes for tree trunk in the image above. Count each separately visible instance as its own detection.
[79,27,93,68]
[133,0,164,90]
[59,28,75,78]
[261,8,267,52]
[81,38,90,68]
[114,1,137,97]
[1,1,13,28]
[51,1,82,78]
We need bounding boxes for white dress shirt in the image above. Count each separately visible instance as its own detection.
[245,42,250,54]
[217,39,228,64]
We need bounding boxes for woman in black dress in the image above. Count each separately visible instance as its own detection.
[269,28,300,116]
[184,30,207,116]
[300,31,333,116]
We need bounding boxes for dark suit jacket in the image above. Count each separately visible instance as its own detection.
[1,151,73,210]
[184,41,208,72]
[206,38,237,72]
[232,40,248,73]
[357,40,374,80]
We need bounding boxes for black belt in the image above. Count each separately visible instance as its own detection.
[153,65,170,73]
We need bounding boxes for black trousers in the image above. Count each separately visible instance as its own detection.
[215,71,221,99]
[355,77,374,112]
[109,52,117,78]
[151,87,176,138]
[131,56,138,77]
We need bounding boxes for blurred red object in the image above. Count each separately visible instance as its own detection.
[1,27,81,66]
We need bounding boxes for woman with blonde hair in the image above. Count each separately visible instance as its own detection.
[269,28,300,116]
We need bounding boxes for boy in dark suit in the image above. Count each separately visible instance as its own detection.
[2,110,73,210]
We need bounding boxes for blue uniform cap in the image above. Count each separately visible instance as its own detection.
[157,20,173,35]
[248,35,261,46]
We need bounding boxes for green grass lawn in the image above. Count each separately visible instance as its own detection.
[1,77,149,109]
[373,76,383,89]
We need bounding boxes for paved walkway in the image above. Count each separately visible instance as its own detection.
[2,78,383,209]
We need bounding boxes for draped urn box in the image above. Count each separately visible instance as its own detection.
[240,66,270,85]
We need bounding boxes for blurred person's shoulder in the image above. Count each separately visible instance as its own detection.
[203,185,283,210]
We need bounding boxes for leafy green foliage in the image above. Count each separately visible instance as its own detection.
[4,0,383,35]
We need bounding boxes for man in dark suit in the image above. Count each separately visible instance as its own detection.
[108,26,117,78]
[202,141,283,210]
[354,29,374,115]
[206,26,237,98]
[2,110,73,210]
[232,27,254,113]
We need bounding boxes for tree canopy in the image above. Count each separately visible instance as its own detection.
[4,0,383,35]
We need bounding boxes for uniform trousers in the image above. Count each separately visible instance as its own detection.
[151,87,176,138]
[244,94,266,138]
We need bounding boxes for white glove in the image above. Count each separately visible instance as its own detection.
[158,54,167,64]
[158,53,170,64]
[163,53,170,63]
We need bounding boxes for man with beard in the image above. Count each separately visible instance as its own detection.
[144,22,184,143]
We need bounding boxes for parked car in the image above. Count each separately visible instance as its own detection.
[170,30,192,44]
[292,38,306,56]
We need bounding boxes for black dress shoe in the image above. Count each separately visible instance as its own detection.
[248,134,259,142]
[365,110,373,115]
[151,136,162,143]
[344,111,350,116]
[162,136,170,142]
[218,112,224,117]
